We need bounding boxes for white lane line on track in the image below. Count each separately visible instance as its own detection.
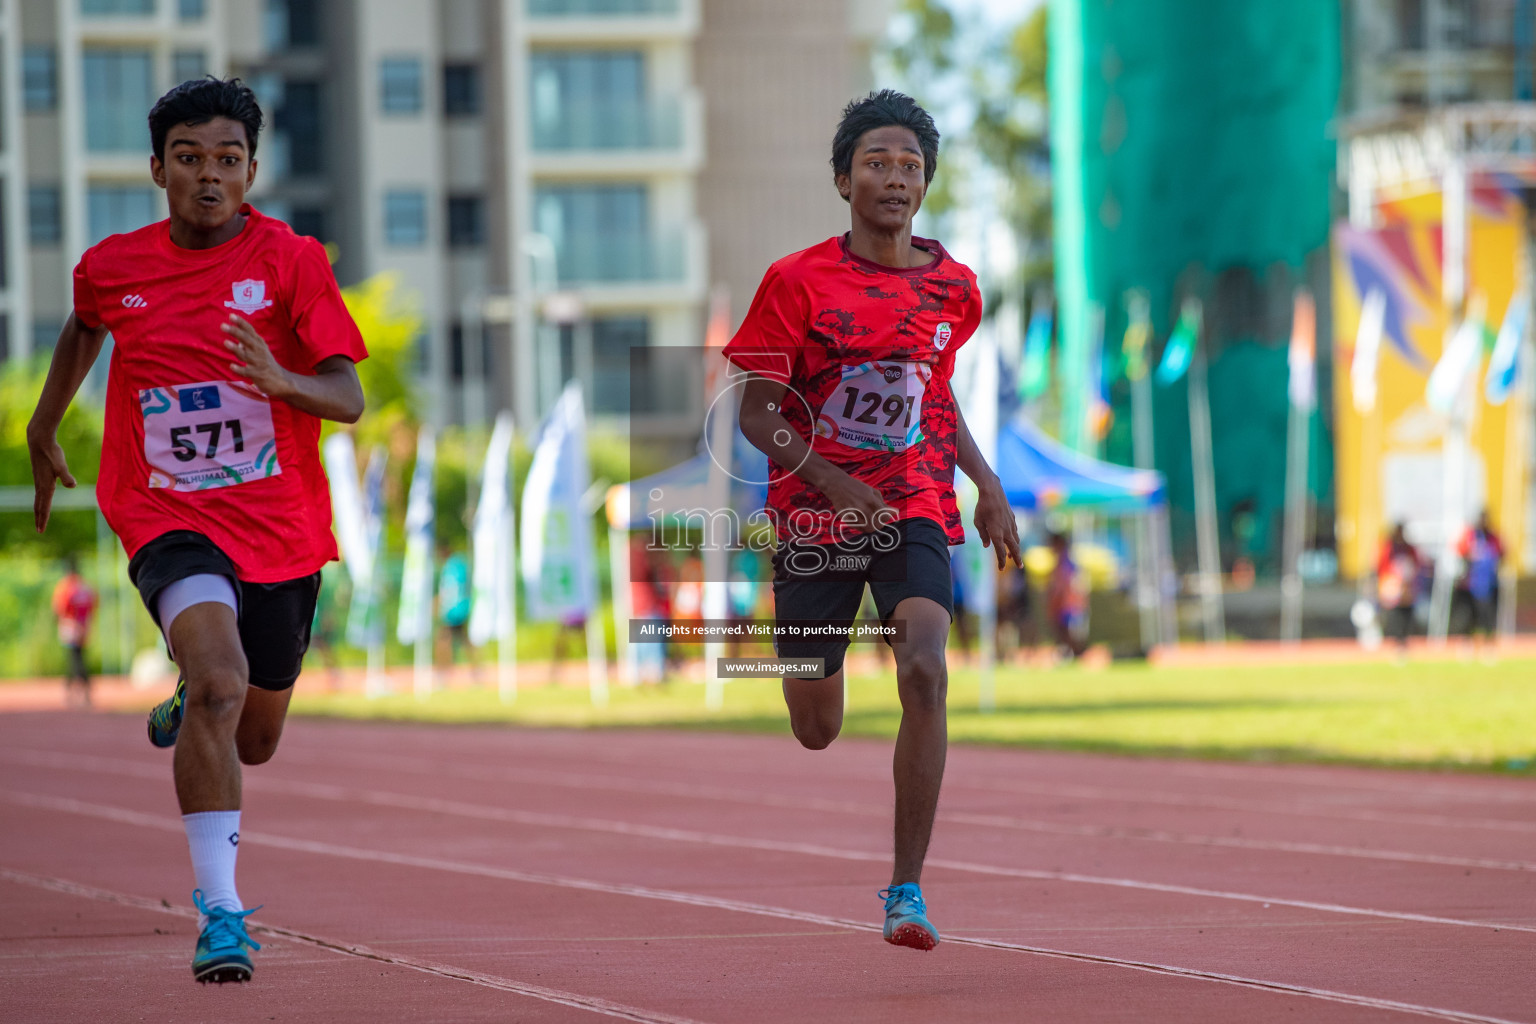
[0,866,713,1024]
[9,787,1536,941]
[0,814,1523,1024]
[10,747,1534,874]
[279,745,1536,836]
[7,782,1536,937]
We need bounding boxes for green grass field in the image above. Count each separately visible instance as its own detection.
[289,656,1536,773]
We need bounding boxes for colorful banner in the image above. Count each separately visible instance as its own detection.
[1330,176,1529,578]
[520,382,597,622]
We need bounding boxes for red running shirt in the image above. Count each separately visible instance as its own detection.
[723,234,981,545]
[74,205,368,582]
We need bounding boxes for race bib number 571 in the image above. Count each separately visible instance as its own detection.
[139,381,281,491]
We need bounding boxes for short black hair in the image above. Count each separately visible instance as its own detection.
[830,89,940,201]
[148,76,264,162]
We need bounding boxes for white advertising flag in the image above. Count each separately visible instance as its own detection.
[1351,287,1386,414]
[323,432,369,587]
[1485,293,1527,406]
[396,426,436,645]
[1427,294,1487,416]
[520,382,596,622]
[469,413,515,647]
[345,446,387,649]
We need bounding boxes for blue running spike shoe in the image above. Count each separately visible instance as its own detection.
[879,883,939,950]
[147,674,186,748]
[191,890,261,984]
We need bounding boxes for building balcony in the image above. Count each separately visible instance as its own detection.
[529,90,703,174]
[549,220,705,308]
[525,0,699,42]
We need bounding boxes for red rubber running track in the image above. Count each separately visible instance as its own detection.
[2,710,1535,1023]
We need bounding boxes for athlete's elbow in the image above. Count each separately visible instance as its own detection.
[335,389,365,424]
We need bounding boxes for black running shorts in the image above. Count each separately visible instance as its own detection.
[128,530,321,691]
[771,517,954,679]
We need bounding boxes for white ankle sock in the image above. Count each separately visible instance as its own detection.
[183,811,241,926]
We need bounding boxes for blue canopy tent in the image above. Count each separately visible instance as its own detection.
[995,417,1166,514]
[990,416,1176,649]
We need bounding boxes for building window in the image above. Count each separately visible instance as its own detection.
[28,187,62,245]
[530,50,646,149]
[83,50,155,152]
[280,80,323,175]
[535,183,647,282]
[593,316,649,414]
[380,58,423,114]
[173,49,207,86]
[264,0,320,48]
[290,206,325,240]
[81,0,156,14]
[447,195,484,248]
[443,63,480,117]
[178,0,207,18]
[88,186,158,244]
[384,190,426,246]
[23,49,57,112]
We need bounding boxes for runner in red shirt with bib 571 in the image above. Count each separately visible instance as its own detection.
[26,77,367,985]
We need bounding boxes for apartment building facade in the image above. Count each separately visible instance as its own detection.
[1345,0,1531,111]
[9,0,885,435]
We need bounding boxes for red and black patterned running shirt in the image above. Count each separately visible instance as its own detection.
[723,233,981,546]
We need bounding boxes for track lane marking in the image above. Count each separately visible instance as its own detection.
[276,745,1536,835]
[0,867,713,1024]
[0,817,1524,1024]
[8,780,1536,938]
[9,747,1535,874]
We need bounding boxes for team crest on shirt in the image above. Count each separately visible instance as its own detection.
[224,279,273,314]
[933,322,952,350]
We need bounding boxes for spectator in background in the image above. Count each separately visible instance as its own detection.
[1046,532,1087,659]
[437,543,475,677]
[1377,522,1425,655]
[1456,509,1504,659]
[52,556,98,707]
[998,561,1036,659]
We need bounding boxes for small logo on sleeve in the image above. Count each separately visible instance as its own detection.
[933,322,952,350]
[121,294,148,308]
[180,385,222,412]
[225,279,273,314]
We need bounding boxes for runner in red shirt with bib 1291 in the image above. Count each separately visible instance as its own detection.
[726,90,1021,952]
[26,77,366,986]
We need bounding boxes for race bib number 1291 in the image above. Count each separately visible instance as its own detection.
[815,360,930,453]
[139,381,281,491]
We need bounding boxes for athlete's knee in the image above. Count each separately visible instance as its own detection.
[184,658,249,724]
[896,645,947,712]
[237,731,280,765]
[790,712,841,750]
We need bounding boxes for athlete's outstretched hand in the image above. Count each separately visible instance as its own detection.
[28,431,76,533]
[973,478,1023,571]
[222,314,289,395]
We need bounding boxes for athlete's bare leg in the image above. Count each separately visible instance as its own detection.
[888,596,950,886]
[783,670,845,750]
[169,603,248,813]
[235,685,293,766]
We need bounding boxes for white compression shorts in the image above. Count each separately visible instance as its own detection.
[157,573,239,658]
